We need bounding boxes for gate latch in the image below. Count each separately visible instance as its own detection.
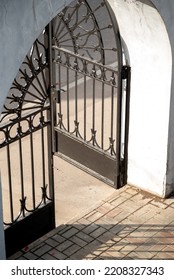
[52,88,65,103]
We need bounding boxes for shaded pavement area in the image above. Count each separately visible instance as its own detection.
[9,185,174,260]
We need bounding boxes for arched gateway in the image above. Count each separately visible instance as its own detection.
[0,0,130,257]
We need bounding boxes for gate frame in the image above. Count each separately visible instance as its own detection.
[50,0,130,188]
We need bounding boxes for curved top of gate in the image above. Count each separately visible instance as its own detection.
[52,0,122,66]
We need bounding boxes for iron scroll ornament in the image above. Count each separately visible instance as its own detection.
[52,0,118,65]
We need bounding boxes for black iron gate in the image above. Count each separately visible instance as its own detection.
[51,0,130,187]
[0,29,55,257]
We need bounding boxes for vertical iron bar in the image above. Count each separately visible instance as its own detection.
[6,144,14,223]
[75,69,78,136]
[110,85,114,148]
[84,75,87,141]
[67,67,70,132]
[92,77,96,145]
[40,112,46,193]
[30,130,36,209]
[122,66,131,186]
[101,82,105,149]
[18,129,25,217]
[58,63,62,116]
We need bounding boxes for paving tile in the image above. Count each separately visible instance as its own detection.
[96,215,115,226]
[84,239,102,253]
[153,252,174,259]
[120,244,138,255]
[84,253,96,260]
[49,249,67,260]
[150,200,168,209]
[82,224,99,234]
[63,244,81,257]
[90,227,107,238]
[73,223,87,230]
[108,243,127,252]
[70,247,94,260]
[86,211,104,222]
[106,207,123,218]
[134,251,154,259]
[110,196,127,206]
[70,235,87,247]
[42,253,57,260]
[23,252,38,260]
[117,226,135,238]
[109,224,126,235]
[62,227,79,239]
[111,210,130,223]
[154,230,174,238]
[130,193,152,205]
[152,236,174,245]
[58,225,72,235]
[125,252,142,259]
[106,249,125,259]
[96,252,113,259]
[102,202,116,211]
[33,244,52,257]
[111,236,122,243]
[17,256,28,260]
[125,237,149,246]
[96,219,114,230]
[97,205,110,215]
[77,218,91,225]
[120,192,133,199]
[163,196,174,205]
[84,210,97,219]
[52,234,66,243]
[162,245,174,252]
[45,238,60,247]
[56,240,73,252]
[125,187,139,195]
[96,231,115,243]
[93,244,108,256]
[76,231,94,243]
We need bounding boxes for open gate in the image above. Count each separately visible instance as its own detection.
[0,0,130,258]
[51,0,130,187]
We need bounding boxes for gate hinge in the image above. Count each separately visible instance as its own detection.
[121,66,129,80]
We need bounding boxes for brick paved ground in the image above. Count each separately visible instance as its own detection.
[9,185,174,260]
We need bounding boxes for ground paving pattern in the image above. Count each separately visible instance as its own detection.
[9,185,174,260]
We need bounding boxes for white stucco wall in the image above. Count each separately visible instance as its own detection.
[152,0,174,197]
[108,0,172,197]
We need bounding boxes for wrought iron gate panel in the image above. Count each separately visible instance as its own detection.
[51,0,125,187]
[0,30,55,257]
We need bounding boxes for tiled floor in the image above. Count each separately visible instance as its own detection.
[9,185,174,260]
